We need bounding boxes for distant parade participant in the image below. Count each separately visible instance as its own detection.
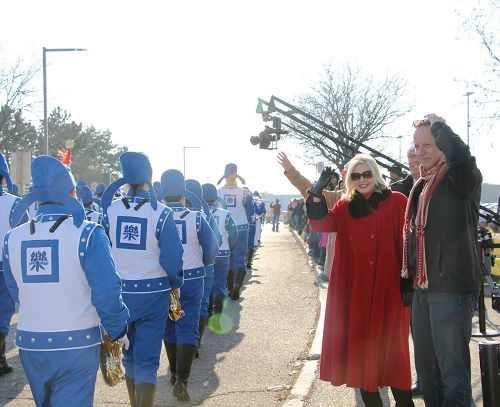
[252,191,266,248]
[2,156,129,406]
[161,170,218,402]
[202,183,238,324]
[245,188,266,269]
[94,183,106,198]
[93,183,106,209]
[101,152,184,407]
[185,179,222,355]
[0,153,24,376]
[77,185,103,224]
[217,163,254,300]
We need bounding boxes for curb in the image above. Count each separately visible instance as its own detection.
[283,229,329,407]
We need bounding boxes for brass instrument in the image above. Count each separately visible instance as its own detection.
[169,289,185,321]
[99,332,125,387]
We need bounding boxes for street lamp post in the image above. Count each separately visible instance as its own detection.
[183,146,200,178]
[43,47,87,155]
[464,91,474,146]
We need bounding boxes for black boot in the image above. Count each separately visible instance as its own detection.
[125,376,135,407]
[195,316,208,359]
[208,294,215,317]
[209,294,225,331]
[230,268,246,300]
[173,344,197,402]
[213,294,224,315]
[390,387,415,407]
[227,269,235,297]
[0,333,13,376]
[359,388,383,407]
[164,341,177,385]
[135,382,156,407]
[246,249,254,269]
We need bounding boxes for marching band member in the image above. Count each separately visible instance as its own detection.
[217,163,254,300]
[0,153,24,376]
[161,170,218,402]
[3,156,129,406]
[101,152,184,407]
[185,179,222,355]
[77,185,103,224]
[202,183,237,326]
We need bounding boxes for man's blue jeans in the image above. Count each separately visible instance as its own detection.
[272,215,279,231]
[412,290,475,407]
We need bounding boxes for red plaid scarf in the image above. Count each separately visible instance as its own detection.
[401,156,447,288]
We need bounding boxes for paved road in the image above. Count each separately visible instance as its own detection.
[0,225,319,406]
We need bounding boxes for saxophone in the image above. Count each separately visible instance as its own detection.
[169,289,185,321]
[99,332,125,387]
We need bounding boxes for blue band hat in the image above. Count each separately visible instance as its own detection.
[216,163,246,185]
[11,156,85,228]
[159,169,202,211]
[76,180,87,187]
[153,181,162,201]
[77,185,100,206]
[185,179,210,216]
[95,183,106,196]
[253,190,261,199]
[100,152,157,213]
[202,183,227,209]
[0,153,13,193]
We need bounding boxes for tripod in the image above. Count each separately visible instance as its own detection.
[472,253,500,337]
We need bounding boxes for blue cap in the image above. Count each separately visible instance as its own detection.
[185,179,210,215]
[11,156,85,227]
[217,163,246,185]
[76,180,87,187]
[159,169,201,211]
[153,181,162,201]
[0,153,13,193]
[77,185,96,206]
[95,183,106,196]
[253,190,261,199]
[100,152,157,212]
[202,183,226,209]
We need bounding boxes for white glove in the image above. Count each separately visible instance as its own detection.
[118,334,129,350]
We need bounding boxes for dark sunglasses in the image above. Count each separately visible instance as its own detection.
[350,170,373,181]
[413,119,431,128]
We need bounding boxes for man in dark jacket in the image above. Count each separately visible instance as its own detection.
[391,146,420,197]
[402,114,482,407]
[391,145,423,396]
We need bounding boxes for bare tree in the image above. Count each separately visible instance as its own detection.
[457,0,499,123]
[287,64,412,170]
[0,57,40,160]
[0,56,39,111]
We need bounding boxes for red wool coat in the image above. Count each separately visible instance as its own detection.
[309,191,411,392]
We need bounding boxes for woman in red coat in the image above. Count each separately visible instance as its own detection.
[307,154,414,407]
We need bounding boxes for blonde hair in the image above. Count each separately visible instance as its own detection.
[342,154,387,201]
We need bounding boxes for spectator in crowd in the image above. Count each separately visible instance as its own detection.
[388,163,404,185]
[307,153,414,407]
[270,199,281,232]
[277,152,343,280]
[402,114,482,407]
